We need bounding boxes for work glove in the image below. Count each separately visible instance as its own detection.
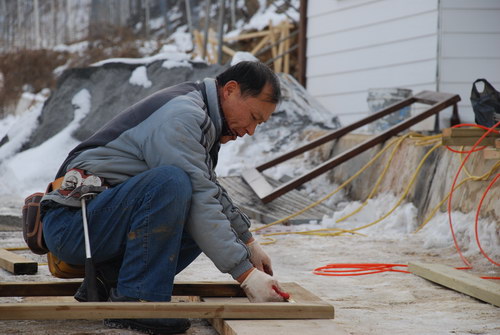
[247,239,273,276]
[240,268,286,303]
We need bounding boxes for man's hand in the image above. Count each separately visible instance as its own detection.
[247,239,273,276]
[240,268,286,302]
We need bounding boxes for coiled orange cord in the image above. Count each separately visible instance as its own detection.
[446,121,500,270]
[314,263,410,276]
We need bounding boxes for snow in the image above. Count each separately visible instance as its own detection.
[230,51,259,65]
[129,66,152,88]
[0,89,90,208]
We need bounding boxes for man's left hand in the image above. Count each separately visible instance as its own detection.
[246,239,273,276]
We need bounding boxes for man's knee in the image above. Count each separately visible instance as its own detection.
[153,166,192,202]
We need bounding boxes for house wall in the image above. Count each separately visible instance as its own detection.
[438,0,500,124]
[306,0,500,128]
[307,0,440,127]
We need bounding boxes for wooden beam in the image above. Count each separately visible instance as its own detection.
[0,282,334,321]
[0,301,334,320]
[0,248,37,275]
[408,262,500,307]
[210,319,348,335]
[223,29,270,42]
[441,127,500,146]
[0,281,245,297]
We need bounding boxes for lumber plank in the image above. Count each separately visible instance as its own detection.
[0,248,37,275]
[441,136,497,146]
[442,128,500,137]
[441,127,499,146]
[0,301,334,320]
[210,319,348,335]
[241,168,274,200]
[0,281,245,297]
[408,262,500,307]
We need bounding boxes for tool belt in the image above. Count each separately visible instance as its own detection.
[22,169,107,278]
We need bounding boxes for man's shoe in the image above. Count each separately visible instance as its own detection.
[73,275,111,302]
[104,288,191,335]
[74,256,121,302]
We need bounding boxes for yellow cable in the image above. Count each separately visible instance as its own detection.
[414,160,500,233]
[5,247,29,251]
[251,135,405,234]
[334,142,441,233]
[252,131,498,244]
[336,134,410,223]
[264,227,365,237]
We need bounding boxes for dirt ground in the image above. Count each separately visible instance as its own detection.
[0,217,499,335]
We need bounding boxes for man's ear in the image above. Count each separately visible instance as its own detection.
[223,80,239,99]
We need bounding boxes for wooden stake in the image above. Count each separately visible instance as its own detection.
[268,20,279,72]
[193,29,204,59]
[275,22,287,72]
[283,21,291,74]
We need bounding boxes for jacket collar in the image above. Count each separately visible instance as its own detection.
[203,78,222,137]
[203,78,233,139]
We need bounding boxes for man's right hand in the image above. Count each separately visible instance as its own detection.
[239,268,286,302]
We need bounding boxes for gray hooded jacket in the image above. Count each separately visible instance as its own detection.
[47,78,254,279]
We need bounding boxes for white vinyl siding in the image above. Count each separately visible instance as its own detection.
[307,0,439,126]
[307,0,500,127]
[438,0,500,123]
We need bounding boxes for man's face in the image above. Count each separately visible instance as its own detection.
[219,81,277,144]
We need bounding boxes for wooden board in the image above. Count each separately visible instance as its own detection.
[408,262,500,307]
[208,283,342,335]
[0,281,245,298]
[442,127,500,146]
[0,248,37,275]
[0,282,334,321]
[241,168,275,201]
[210,319,348,335]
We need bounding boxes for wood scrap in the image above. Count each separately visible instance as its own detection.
[0,248,37,275]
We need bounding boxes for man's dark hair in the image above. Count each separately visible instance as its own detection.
[216,61,281,103]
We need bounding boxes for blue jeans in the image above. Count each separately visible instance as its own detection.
[43,166,201,301]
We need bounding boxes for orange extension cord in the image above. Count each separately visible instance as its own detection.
[314,122,500,280]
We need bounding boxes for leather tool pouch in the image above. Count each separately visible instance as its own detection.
[22,192,49,255]
[22,175,85,278]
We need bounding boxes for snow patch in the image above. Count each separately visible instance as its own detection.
[129,66,152,88]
